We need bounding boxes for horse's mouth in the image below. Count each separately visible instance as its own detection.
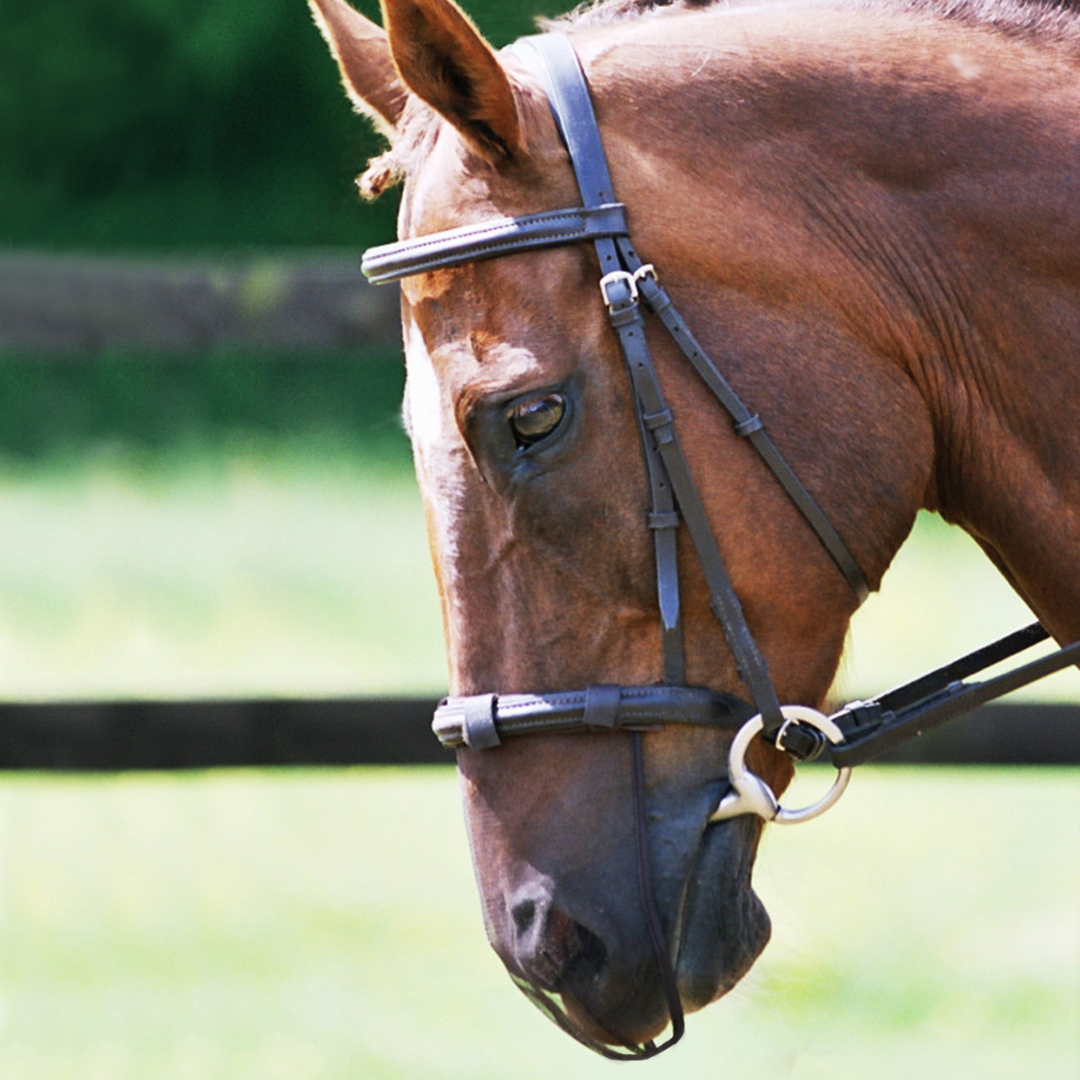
[502,812,771,1049]
[671,814,771,1012]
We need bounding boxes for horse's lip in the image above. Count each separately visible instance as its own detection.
[509,810,764,1049]
[561,988,647,1048]
[671,814,771,1010]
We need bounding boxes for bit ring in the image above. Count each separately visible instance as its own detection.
[709,706,851,825]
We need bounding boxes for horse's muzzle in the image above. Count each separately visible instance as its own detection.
[461,738,771,1051]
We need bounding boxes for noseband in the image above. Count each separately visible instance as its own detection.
[362,31,1080,1058]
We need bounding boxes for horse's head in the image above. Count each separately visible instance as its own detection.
[310,0,936,1051]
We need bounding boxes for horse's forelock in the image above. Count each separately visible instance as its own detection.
[357,97,438,197]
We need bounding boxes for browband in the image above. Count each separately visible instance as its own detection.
[362,203,629,284]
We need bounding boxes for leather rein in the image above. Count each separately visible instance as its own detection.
[361,31,1079,1058]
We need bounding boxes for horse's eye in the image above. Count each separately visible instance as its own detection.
[508,394,566,447]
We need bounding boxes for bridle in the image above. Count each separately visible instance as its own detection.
[362,31,1080,1057]
[367,31,870,763]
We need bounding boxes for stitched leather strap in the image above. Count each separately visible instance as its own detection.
[605,279,785,730]
[433,685,755,748]
[362,203,629,284]
[513,33,869,605]
[828,624,1080,766]
[634,273,871,602]
[515,33,786,731]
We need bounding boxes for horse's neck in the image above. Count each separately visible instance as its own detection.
[586,5,1080,640]
[887,71,1080,645]
[734,7,1080,642]
[926,330,1080,644]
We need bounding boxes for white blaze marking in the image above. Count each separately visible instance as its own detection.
[403,327,466,590]
[403,328,445,465]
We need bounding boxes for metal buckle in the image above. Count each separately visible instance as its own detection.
[709,706,851,825]
[599,264,656,310]
[633,263,657,289]
[599,269,638,310]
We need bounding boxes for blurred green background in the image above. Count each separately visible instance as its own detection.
[0,1,1075,1079]
[0,0,565,701]
[0,0,1075,702]
[0,0,556,251]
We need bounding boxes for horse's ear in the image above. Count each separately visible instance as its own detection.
[308,0,409,137]
[380,0,522,162]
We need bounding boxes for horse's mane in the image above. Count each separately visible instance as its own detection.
[544,0,1080,39]
[358,0,1080,197]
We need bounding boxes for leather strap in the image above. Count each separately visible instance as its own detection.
[634,272,871,603]
[829,624,1080,766]
[514,33,786,732]
[604,277,785,730]
[643,425,686,684]
[629,730,686,1053]
[433,685,755,748]
[362,203,629,284]
[513,33,869,605]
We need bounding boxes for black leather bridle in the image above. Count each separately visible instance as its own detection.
[362,31,1080,1057]
[366,32,871,753]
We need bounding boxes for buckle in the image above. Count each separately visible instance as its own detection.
[599,269,638,310]
[775,715,828,761]
[599,264,657,311]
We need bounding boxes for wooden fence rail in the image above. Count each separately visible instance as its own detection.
[0,250,400,353]
[0,251,1074,769]
[0,698,1075,770]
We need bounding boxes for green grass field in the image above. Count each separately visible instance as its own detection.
[0,443,1075,703]
[0,433,1076,1080]
[0,767,1076,1080]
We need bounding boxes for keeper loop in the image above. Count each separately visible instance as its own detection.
[644,408,675,431]
[648,511,680,530]
[462,693,501,750]
[734,414,764,438]
[583,684,622,730]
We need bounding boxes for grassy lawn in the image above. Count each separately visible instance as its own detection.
[0,766,1075,1080]
[0,443,1074,703]
[0,445,446,701]
[0,416,1074,1080]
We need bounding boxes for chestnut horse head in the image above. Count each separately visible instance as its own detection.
[310,0,1080,1053]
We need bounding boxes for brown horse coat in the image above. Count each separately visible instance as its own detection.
[310,0,1080,1049]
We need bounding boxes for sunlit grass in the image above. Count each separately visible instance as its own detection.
[0,767,1075,1080]
[0,444,446,700]
[0,446,1074,703]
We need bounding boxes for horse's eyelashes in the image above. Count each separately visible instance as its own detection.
[507,394,566,447]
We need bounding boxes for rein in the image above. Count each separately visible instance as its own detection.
[362,30,1079,1056]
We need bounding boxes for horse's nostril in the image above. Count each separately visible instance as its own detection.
[510,901,610,993]
[512,898,537,937]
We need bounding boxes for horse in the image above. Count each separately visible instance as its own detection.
[308,0,1080,1056]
